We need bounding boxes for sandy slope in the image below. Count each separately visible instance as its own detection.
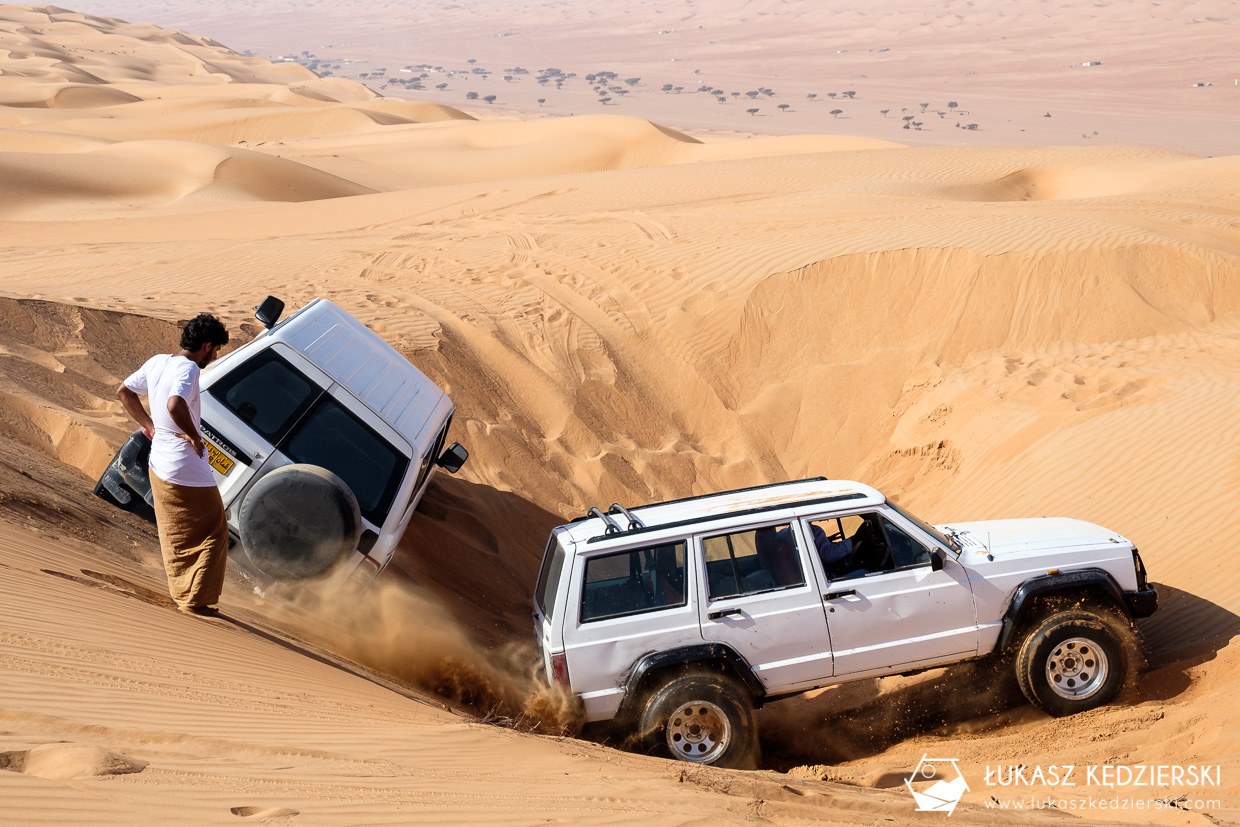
[1,5,1239,825]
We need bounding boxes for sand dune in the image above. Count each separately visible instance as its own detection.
[2,5,1240,825]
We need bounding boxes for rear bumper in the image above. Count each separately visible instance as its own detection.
[1124,587,1158,618]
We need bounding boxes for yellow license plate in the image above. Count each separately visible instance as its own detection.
[206,442,235,476]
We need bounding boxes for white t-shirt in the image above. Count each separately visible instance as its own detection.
[124,354,217,487]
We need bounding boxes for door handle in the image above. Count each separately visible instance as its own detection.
[708,608,744,620]
[822,589,856,600]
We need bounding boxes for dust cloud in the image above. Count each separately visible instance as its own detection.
[270,576,582,736]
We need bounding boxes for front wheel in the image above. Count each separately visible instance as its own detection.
[636,670,758,769]
[1015,609,1132,717]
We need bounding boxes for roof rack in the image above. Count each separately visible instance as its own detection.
[587,507,623,535]
[608,503,645,531]
[585,491,868,544]
[627,476,829,515]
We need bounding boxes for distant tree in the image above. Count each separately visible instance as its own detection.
[465,91,478,100]
[673,86,683,94]
[1044,112,1052,117]
[663,83,675,92]
[747,107,759,116]
[599,96,612,104]
[436,83,447,91]
[585,73,597,82]
[697,85,711,93]
[484,95,497,104]
[731,91,741,98]
[746,91,759,99]
[920,102,929,112]
[947,101,958,111]
[843,90,856,98]
[828,92,838,99]
[537,98,546,105]
[807,92,817,100]
[902,114,915,123]
[625,77,641,86]
[966,123,979,130]
[830,108,843,118]
[778,103,790,111]
[467,58,476,65]
[880,109,890,117]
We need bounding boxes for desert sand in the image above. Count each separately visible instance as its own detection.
[1,4,1239,825]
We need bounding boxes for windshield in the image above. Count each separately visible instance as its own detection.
[886,500,961,552]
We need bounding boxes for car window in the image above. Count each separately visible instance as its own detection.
[282,395,410,525]
[703,523,805,600]
[536,535,567,622]
[811,512,931,580]
[580,542,687,622]
[208,348,321,443]
[884,517,933,567]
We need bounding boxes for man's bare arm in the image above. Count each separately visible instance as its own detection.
[116,384,155,436]
[167,395,205,457]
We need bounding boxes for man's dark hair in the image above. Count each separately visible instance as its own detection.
[181,313,230,351]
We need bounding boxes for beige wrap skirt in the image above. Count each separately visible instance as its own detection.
[149,472,229,608]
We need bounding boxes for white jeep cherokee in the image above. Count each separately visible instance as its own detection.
[95,296,468,591]
[533,478,1156,768]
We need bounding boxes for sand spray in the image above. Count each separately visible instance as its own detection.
[268,576,582,735]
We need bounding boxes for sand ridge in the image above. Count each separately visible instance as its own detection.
[1,5,1239,825]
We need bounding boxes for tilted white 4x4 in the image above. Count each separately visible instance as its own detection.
[95,296,469,592]
[534,478,1157,768]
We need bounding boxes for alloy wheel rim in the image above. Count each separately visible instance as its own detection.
[666,700,731,763]
[1045,636,1109,700]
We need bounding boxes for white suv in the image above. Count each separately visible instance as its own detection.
[96,296,468,591]
[534,478,1156,768]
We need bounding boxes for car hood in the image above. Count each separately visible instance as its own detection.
[934,517,1131,558]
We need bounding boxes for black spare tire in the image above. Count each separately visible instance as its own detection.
[238,464,362,580]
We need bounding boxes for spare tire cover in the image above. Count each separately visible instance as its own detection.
[239,464,362,580]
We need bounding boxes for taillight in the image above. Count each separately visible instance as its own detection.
[550,652,571,689]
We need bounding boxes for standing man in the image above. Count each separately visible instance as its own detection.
[117,314,230,617]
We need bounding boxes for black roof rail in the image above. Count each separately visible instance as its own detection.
[586,491,867,544]
[573,477,831,528]
[608,503,645,531]
[628,476,829,515]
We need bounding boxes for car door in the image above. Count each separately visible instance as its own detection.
[804,508,979,678]
[695,521,834,694]
[199,343,332,516]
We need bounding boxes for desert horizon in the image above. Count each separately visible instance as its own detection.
[1,2,1239,825]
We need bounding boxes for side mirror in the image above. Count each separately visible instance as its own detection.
[435,442,469,474]
[254,295,285,330]
[930,549,945,572]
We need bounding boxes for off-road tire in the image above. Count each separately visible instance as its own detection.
[238,464,361,580]
[1015,609,1131,717]
[636,669,758,769]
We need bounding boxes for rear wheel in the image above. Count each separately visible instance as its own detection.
[636,670,758,769]
[1015,609,1131,717]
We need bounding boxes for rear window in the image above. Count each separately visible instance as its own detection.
[536,536,568,622]
[580,542,687,622]
[209,349,321,443]
[283,395,409,525]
